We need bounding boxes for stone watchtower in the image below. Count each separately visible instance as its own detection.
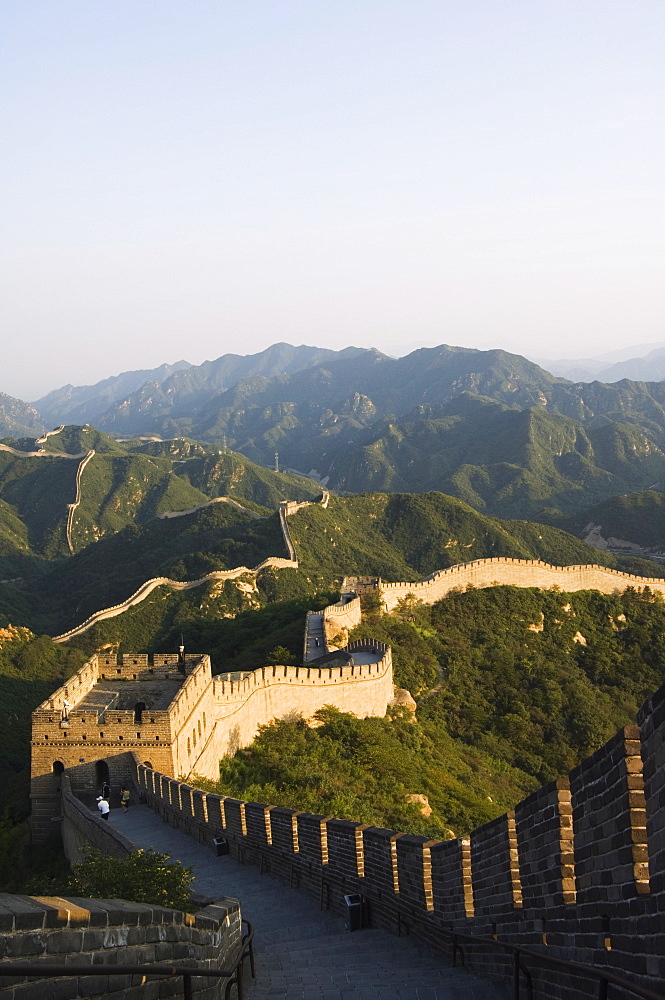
[30,651,215,841]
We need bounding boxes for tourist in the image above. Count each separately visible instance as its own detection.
[120,787,131,812]
[97,796,110,821]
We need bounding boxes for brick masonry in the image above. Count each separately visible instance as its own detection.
[0,891,241,1000]
[132,679,665,998]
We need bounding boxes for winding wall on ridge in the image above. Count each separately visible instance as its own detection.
[376,557,665,609]
[53,493,329,642]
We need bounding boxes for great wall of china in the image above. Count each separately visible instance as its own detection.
[23,478,665,996]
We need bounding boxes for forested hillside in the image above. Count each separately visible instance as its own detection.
[564,489,665,552]
[42,342,665,520]
[195,584,665,838]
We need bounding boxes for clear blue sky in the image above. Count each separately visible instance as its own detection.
[2,1,663,399]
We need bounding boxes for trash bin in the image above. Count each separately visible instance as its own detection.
[213,836,229,857]
[344,893,365,932]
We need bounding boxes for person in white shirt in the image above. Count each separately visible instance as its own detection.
[97,796,110,821]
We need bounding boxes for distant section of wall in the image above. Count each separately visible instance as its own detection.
[157,496,262,519]
[53,490,330,643]
[0,443,86,458]
[0,889,241,1000]
[66,448,95,553]
[321,593,362,648]
[191,641,393,780]
[379,557,665,610]
[138,678,665,998]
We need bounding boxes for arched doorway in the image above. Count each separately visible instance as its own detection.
[95,759,110,790]
[52,760,65,774]
[143,761,153,768]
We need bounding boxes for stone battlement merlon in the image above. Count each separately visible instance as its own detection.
[134,676,665,993]
[377,556,665,610]
[213,645,391,701]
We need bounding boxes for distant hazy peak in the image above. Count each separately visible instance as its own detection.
[34,360,193,427]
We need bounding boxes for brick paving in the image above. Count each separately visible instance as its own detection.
[111,805,507,999]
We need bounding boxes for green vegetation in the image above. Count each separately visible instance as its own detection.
[68,594,337,675]
[30,847,193,911]
[193,584,665,838]
[0,626,86,818]
[352,586,665,782]
[287,491,660,586]
[563,489,665,551]
[196,706,537,838]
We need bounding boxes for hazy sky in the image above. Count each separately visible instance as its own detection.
[2,1,664,400]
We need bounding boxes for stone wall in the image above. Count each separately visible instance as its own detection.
[379,557,665,610]
[60,773,135,864]
[0,891,241,1000]
[52,491,331,643]
[30,655,208,824]
[321,593,362,648]
[136,679,665,998]
[190,641,393,780]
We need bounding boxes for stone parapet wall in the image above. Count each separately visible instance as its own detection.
[136,678,665,997]
[0,891,241,1000]
[60,774,135,864]
[198,645,393,779]
[321,593,362,648]
[379,557,665,610]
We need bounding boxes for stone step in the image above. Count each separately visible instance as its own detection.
[112,806,507,1000]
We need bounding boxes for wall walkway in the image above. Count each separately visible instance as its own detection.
[133,673,665,999]
[105,802,505,1000]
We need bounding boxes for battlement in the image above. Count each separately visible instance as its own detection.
[30,636,394,838]
[136,677,665,994]
[378,557,665,609]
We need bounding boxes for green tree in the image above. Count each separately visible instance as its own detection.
[66,847,193,911]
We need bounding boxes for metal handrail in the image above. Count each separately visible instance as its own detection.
[0,919,254,1000]
[447,926,665,1000]
[341,878,664,1000]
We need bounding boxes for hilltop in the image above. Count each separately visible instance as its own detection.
[563,489,665,555]
[0,426,320,559]
[34,489,663,654]
[9,342,665,521]
[67,343,665,519]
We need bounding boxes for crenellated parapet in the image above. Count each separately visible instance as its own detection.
[378,556,665,609]
[135,677,665,996]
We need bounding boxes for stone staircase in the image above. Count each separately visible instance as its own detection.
[111,804,507,999]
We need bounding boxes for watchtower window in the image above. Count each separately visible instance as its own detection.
[43,735,48,740]
[134,701,147,724]
[117,668,122,674]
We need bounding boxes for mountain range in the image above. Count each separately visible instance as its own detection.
[6,341,665,523]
